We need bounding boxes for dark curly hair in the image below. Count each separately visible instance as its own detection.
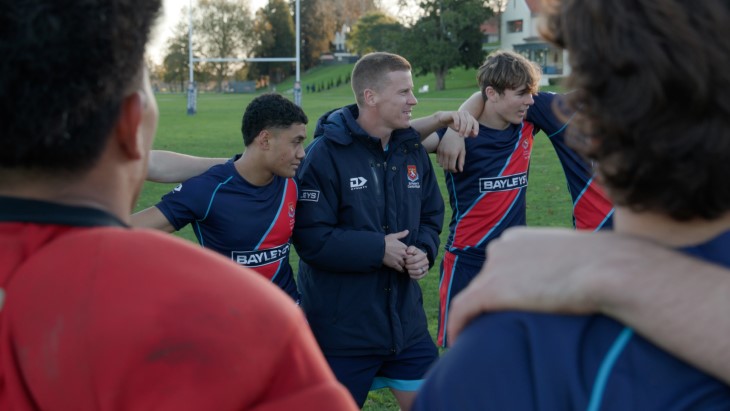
[0,0,161,174]
[241,93,308,146]
[541,0,730,221]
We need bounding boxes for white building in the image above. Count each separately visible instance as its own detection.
[500,0,570,83]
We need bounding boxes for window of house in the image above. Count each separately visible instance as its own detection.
[507,19,523,33]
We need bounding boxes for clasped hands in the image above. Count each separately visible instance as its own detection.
[382,230,430,280]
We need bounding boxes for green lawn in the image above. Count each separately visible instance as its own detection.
[136,71,573,410]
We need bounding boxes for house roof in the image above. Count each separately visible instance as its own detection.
[525,0,541,13]
[480,17,499,35]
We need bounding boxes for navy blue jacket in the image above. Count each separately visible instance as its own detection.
[293,105,444,356]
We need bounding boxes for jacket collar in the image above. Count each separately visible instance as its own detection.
[314,104,420,147]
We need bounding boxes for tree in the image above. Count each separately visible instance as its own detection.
[297,0,337,69]
[251,0,296,84]
[161,11,213,92]
[329,0,378,27]
[401,0,491,90]
[347,12,405,55]
[162,18,193,92]
[484,0,508,42]
[195,0,254,91]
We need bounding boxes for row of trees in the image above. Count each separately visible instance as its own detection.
[157,0,496,92]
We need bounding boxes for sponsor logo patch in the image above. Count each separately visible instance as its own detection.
[350,177,367,190]
[479,172,528,192]
[232,243,290,267]
[299,190,320,202]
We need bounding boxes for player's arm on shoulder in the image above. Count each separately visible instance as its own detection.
[556,233,730,384]
[410,110,479,141]
[589,238,730,384]
[437,92,484,173]
[147,150,227,183]
[447,227,730,384]
[421,133,440,153]
[131,206,175,232]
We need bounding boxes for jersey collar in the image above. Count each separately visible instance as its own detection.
[0,196,127,228]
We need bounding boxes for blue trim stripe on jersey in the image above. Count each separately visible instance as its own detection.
[593,210,615,232]
[546,111,576,138]
[255,178,289,249]
[497,126,526,176]
[193,175,234,247]
[573,175,596,208]
[200,176,234,220]
[447,173,461,220]
[270,259,284,283]
[370,376,424,392]
[573,175,615,231]
[546,112,584,219]
[587,327,634,411]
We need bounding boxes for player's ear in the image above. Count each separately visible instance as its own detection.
[485,86,498,101]
[363,88,377,106]
[257,129,271,150]
[114,91,144,160]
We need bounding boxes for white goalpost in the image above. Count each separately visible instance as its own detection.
[186,0,302,114]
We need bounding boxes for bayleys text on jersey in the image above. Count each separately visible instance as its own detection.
[232,243,290,267]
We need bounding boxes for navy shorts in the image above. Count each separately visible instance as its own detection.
[325,334,438,407]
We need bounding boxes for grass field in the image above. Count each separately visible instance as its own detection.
[135,66,573,410]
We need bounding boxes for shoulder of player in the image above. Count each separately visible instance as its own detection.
[300,135,350,176]
[187,161,237,184]
[85,229,310,386]
[81,227,302,319]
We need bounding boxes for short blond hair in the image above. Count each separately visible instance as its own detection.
[351,52,412,106]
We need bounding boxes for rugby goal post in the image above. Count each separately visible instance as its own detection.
[186,0,302,114]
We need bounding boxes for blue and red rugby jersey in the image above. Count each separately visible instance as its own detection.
[436,92,614,346]
[156,155,299,300]
[440,92,613,264]
[416,230,730,411]
[536,92,614,231]
[439,114,534,262]
[435,103,539,347]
